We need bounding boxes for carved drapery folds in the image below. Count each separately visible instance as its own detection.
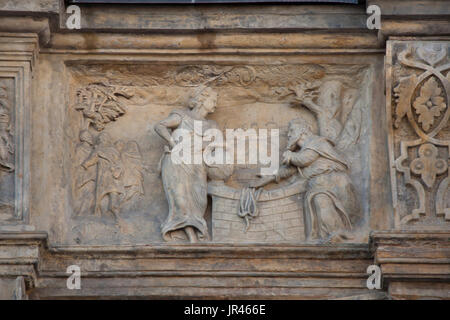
[67,62,372,244]
[387,40,450,227]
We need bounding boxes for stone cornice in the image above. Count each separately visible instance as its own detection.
[371,231,450,281]
[0,1,447,50]
[0,17,50,46]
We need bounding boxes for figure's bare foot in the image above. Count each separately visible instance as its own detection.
[185,226,198,243]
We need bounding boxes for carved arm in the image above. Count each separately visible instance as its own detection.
[154,113,182,149]
[284,149,319,168]
[82,151,99,169]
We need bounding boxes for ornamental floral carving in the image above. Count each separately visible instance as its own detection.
[410,144,448,188]
[388,40,450,226]
[412,77,447,132]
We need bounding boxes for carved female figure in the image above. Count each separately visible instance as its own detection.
[155,86,218,243]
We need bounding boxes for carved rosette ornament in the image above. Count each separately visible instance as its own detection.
[387,40,450,227]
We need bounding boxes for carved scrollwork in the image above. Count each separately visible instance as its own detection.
[389,41,450,225]
[410,144,448,188]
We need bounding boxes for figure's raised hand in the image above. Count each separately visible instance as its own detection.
[282,150,294,165]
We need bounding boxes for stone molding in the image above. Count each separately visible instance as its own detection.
[371,230,450,299]
[0,231,47,299]
[0,0,448,300]
[0,231,448,299]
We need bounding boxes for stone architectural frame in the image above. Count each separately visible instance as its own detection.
[30,50,386,246]
[0,0,449,300]
[0,34,36,230]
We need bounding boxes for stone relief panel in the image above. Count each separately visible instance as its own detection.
[72,84,144,219]
[0,79,14,221]
[63,62,373,245]
[387,40,450,228]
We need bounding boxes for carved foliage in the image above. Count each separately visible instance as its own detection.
[412,77,447,132]
[75,83,134,131]
[72,83,145,218]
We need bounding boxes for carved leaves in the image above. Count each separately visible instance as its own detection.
[393,44,450,136]
[412,77,447,132]
[75,84,134,131]
[393,74,417,128]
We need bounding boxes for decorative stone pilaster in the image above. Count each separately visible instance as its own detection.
[386,38,450,229]
[0,34,37,231]
[380,38,450,299]
[0,33,40,299]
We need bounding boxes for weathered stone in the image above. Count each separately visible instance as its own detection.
[0,0,448,300]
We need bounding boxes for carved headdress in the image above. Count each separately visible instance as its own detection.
[185,67,229,110]
[187,84,218,110]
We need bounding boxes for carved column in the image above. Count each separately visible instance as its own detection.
[376,38,450,299]
[0,33,40,299]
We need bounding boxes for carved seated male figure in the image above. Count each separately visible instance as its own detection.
[251,118,360,243]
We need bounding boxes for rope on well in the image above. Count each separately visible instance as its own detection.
[238,187,263,233]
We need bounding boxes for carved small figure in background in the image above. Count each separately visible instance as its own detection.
[82,132,125,218]
[72,84,145,218]
[115,140,145,204]
[74,130,96,216]
[155,85,219,243]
